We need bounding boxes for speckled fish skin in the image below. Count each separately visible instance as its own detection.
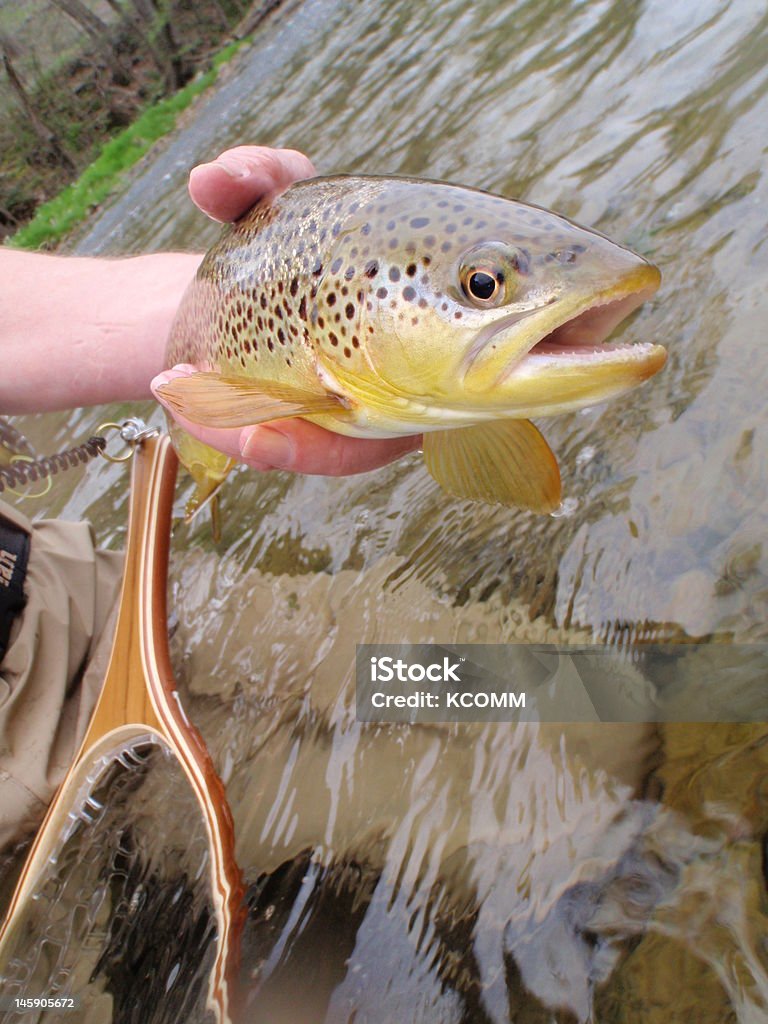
[165,174,665,515]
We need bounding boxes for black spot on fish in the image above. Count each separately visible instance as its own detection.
[299,296,307,320]
[389,267,401,282]
[331,257,343,274]
[410,217,429,228]
[327,293,337,306]
[406,263,417,277]
[329,331,339,346]
[277,327,286,345]
[364,260,378,278]
[345,302,355,319]
[344,266,355,281]
[403,286,416,302]
[377,287,388,299]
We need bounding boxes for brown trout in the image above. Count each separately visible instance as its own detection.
[161,175,665,517]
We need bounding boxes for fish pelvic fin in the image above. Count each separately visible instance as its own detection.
[184,459,233,544]
[168,420,234,540]
[156,371,347,428]
[423,419,562,513]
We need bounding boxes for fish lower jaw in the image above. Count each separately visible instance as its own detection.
[480,340,668,419]
[518,339,666,368]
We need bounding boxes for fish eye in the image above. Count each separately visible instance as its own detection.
[466,270,501,302]
[457,242,526,308]
[459,263,506,307]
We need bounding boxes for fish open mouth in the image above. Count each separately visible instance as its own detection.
[525,288,658,360]
[463,265,667,415]
[502,266,666,384]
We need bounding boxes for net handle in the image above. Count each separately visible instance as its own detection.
[0,433,244,1024]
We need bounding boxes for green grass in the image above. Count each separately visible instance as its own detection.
[9,40,245,251]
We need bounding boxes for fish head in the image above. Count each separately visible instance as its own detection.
[311,180,664,423]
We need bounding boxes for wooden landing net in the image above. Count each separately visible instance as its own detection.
[0,434,244,1023]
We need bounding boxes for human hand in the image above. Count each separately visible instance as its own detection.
[152,146,421,475]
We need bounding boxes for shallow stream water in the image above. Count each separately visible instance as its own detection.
[7,0,768,1020]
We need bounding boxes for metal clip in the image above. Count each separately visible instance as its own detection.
[119,419,161,445]
[97,419,161,463]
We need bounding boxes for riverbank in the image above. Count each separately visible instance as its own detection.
[10,40,243,251]
[1,0,281,250]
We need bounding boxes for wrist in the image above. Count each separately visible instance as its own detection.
[0,250,201,413]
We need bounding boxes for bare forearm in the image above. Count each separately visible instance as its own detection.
[0,249,201,413]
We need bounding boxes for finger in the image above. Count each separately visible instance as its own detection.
[240,420,422,476]
[188,146,316,222]
[152,367,421,476]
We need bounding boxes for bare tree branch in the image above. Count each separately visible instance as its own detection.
[1,41,76,172]
[49,0,111,43]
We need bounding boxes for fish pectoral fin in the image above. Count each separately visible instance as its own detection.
[423,419,562,513]
[157,371,345,428]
